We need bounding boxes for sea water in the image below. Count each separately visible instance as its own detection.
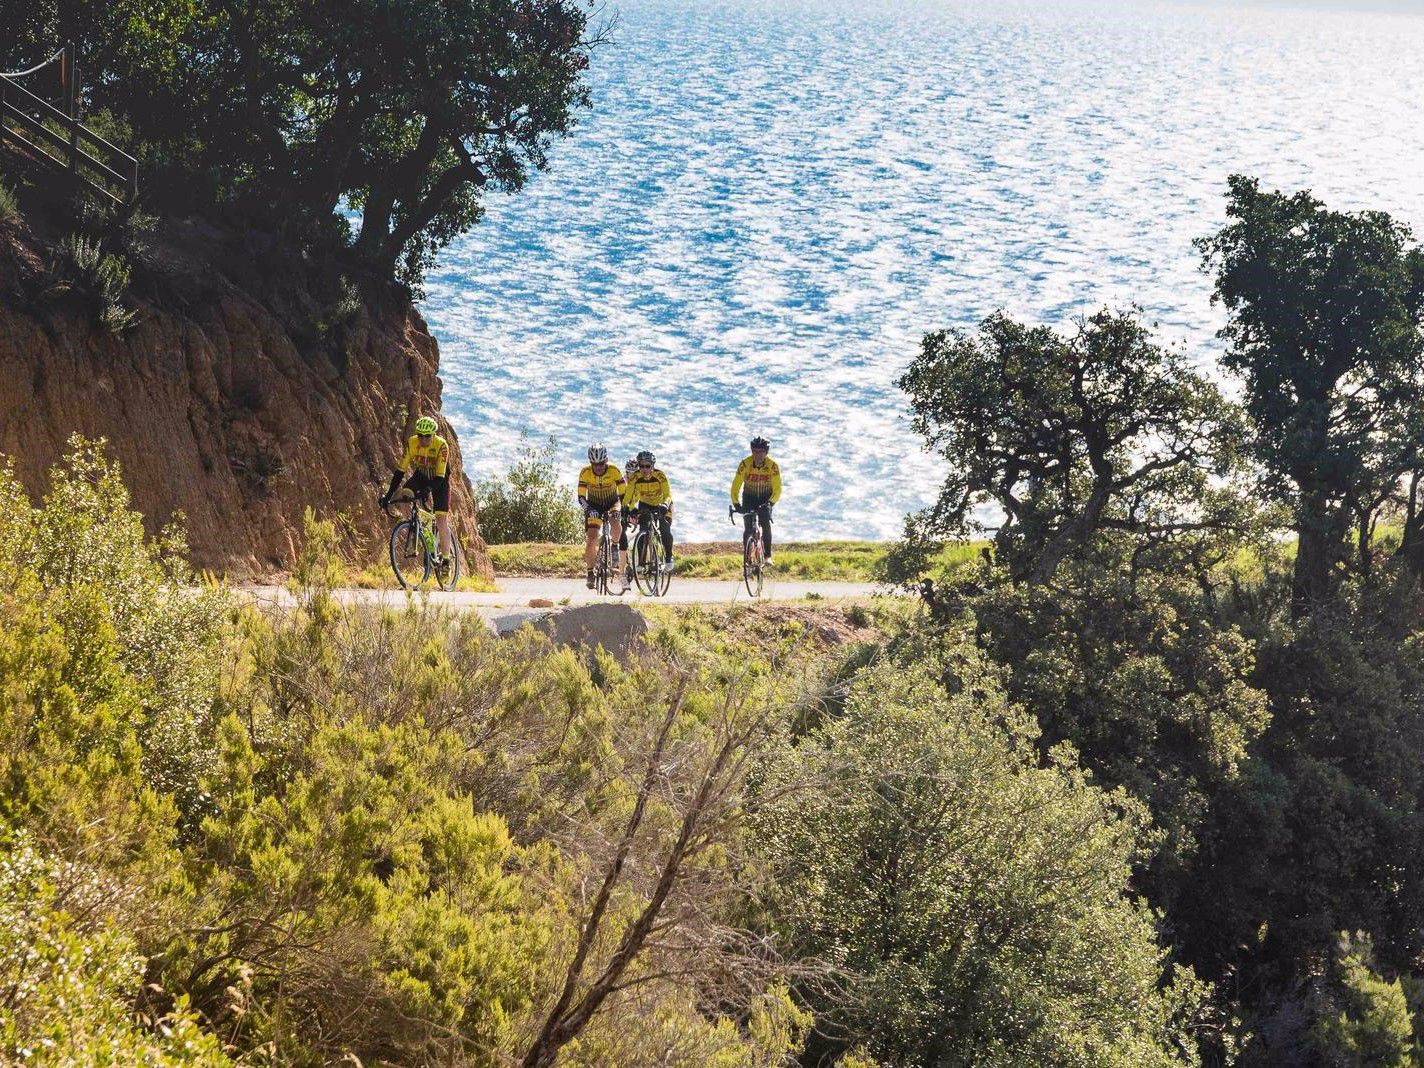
[423,0,1424,541]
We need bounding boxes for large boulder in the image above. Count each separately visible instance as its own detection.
[533,603,647,659]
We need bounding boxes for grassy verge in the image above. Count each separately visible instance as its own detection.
[487,539,988,582]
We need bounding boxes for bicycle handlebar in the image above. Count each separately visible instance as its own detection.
[382,488,420,520]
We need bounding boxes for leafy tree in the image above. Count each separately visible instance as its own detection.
[899,308,1242,585]
[1175,585,1424,1043]
[1310,933,1418,1068]
[971,545,1270,910]
[1198,175,1424,615]
[474,433,584,544]
[757,639,1213,1067]
[3,0,601,286]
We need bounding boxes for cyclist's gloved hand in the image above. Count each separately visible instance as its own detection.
[378,493,391,510]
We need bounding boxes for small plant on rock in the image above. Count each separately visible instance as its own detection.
[45,234,139,335]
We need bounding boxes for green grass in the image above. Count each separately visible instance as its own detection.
[488,538,989,582]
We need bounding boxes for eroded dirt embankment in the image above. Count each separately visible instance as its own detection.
[0,213,489,579]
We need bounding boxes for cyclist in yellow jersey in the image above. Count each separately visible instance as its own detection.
[730,435,781,565]
[617,453,640,566]
[626,450,675,574]
[381,415,453,561]
[577,443,625,590]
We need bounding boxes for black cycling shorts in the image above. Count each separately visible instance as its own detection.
[584,503,621,527]
[407,472,450,513]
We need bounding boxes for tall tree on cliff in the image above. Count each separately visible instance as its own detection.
[1,0,602,287]
[1198,175,1424,617]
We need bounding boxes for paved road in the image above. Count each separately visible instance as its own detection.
[245,576,889,611]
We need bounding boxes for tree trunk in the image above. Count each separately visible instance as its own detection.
[375,157,485,272]
[1291,489,1342,620]
[354,118,443,258]
[1396,471,1424,582]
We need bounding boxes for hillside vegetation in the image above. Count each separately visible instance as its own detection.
[0,440,1210,1066]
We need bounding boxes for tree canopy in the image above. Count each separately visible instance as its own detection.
[899,308,1242,585]
[898,177,1424,1064]
[1197,174,1424,613]
[1,0,600,286]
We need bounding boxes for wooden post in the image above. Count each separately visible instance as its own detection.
[62,43,77,175]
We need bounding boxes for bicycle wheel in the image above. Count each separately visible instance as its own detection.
[632,528,662,596]
[743,529,764,598]
[434,530,463,591]
[656,537,673,596]
[390,520,429,590]
[595,527,613,595]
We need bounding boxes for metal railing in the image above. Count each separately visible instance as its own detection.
[0,46,138,204]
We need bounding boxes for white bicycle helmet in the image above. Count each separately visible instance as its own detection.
[587,443,608,464]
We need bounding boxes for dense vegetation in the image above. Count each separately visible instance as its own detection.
[0,439,1207,1065]
[896,176,1424,1065]
[1,0,600,289]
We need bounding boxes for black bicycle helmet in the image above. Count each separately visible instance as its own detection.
[636,449,655,466]
[750,436,770,450]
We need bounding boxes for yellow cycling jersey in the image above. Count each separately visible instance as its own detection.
[730,456,781,505]
[578,464,625,508]
[626,468,673,510]
[399,433,449,479]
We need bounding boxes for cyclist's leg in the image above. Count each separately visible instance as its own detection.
[659,509,673,559]
[584,509,603,572]
[609,508,623,568]
[742,509,756,554]
[431,476,452,557]
[758,503,773,560]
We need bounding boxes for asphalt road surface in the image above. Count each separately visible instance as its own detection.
[246,576,889,610]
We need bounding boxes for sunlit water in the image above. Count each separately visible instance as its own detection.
[423,0,1424,541]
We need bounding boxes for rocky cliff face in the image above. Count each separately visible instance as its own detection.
[0,214,489,579]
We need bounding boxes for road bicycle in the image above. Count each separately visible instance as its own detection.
[730,504,769,598]
[385,488,463,591]
[628,504,673,597]
[586,506,622,595]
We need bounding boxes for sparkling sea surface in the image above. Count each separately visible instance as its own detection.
[422,0,1424,541]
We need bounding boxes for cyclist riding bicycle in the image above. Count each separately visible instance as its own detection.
[618,453,640,563]
[626,450,675,574]
[380,415,453,563]
[577,443,625,590]
[730,435,781,565]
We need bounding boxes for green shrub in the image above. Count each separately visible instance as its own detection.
[0,834,230,1066]
[44,234,139,335]
[756,638,1212,1066]
[1310,933,1418,1068]
[0,181,19,225]
[0,437,817,1065]
[474,433,583,544]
